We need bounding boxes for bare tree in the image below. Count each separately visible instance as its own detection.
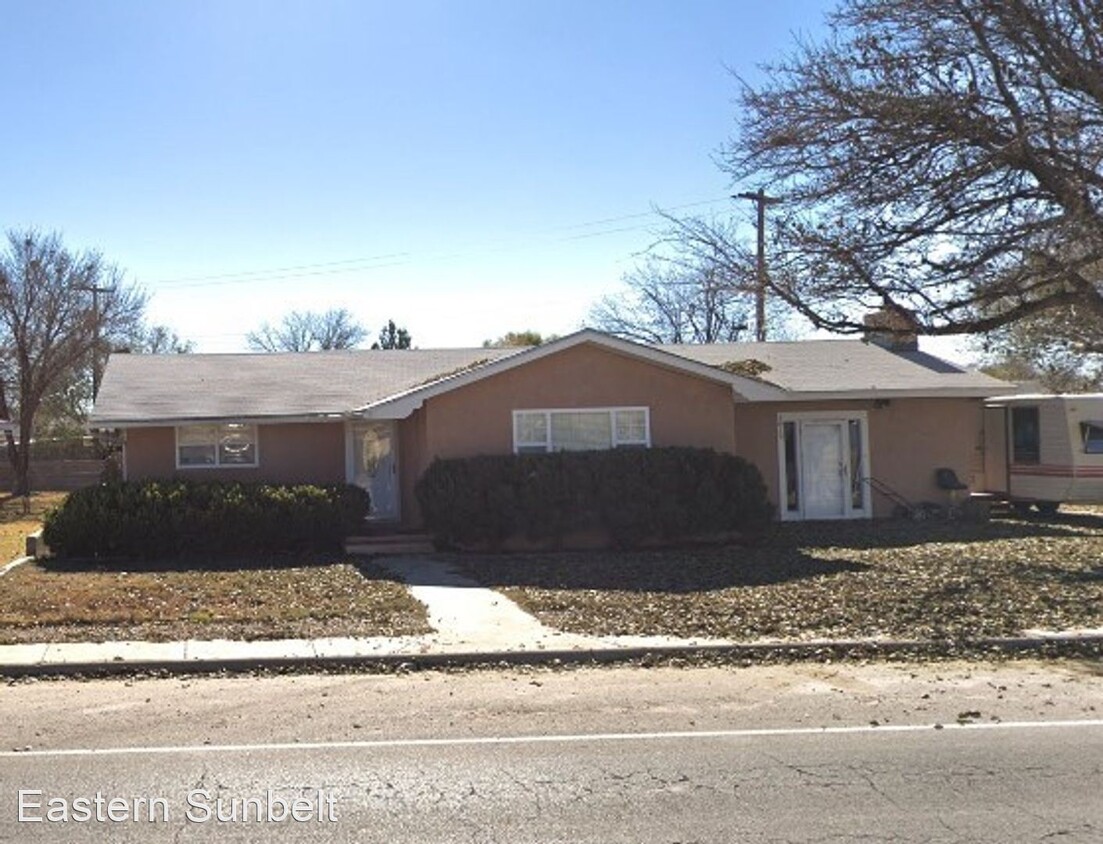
[37,323,194,440]
[723,0,1103,342]
[126,324,195,355]
[589,257,753,344]
[977,302,1103,391]
[0,230,146,494]
[247,308,367,352]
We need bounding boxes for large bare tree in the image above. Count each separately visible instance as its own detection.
[0,230,146,494]
[589,257,756,344]
[724,0,1103,340]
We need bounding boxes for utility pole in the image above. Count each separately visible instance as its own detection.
[78,284,114,399]
[735,188,781,342]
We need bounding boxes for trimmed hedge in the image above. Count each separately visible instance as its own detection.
[42,481,370,559]
[415,447,773,549]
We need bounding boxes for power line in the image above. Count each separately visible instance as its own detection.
[155,258,413,290]
[144,196,734,292]
[550,197,729,232]
[153,252,411,286]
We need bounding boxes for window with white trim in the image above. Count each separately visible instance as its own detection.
[177,423,258,468]
[512,408,650,453]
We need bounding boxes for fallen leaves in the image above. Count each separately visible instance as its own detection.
[459,508,1103,642]
[0,557,430,643]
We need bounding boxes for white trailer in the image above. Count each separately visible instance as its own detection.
[983,394,1103,513]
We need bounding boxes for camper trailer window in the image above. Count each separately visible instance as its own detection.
[1081,422,1103,454]
[1011,406,1041,464]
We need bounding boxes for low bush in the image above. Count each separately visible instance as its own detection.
[42,481,370,559]
[415,447,773,549]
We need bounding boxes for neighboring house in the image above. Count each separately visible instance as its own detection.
[89,328,1010,525]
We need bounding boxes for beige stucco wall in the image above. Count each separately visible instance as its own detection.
[119,346,988,527]
[397,342,739,525]
[398,407,429,527]
[733,397,986,518]
[124,422,346,486]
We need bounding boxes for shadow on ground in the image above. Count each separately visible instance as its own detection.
[447,512,1103,595]
[37,550,391,576]
[758,513,1102,552]
[452,548,870,594]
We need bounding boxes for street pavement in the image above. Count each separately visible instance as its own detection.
[1,662,1101,842]
[2,555,1102,841]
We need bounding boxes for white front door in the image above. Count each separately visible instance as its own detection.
[349,421,400,520]
[800,421,847,519]
[778,412,871,521]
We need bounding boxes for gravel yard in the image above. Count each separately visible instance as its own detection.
[456,508,1103,642]
[0,556,431,644]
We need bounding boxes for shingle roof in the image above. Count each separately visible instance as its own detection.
[667,339,1007,395]
[90,332,1010,426]
[91,347,521,425]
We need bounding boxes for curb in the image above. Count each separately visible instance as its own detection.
[3,634,1102,679]
[0,556,33,578]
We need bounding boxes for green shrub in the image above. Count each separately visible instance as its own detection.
[415,447,773,549]
[42,481,370,559]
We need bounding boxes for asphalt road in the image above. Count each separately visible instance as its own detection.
[1,660,1101,842]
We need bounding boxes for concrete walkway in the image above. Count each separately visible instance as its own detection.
[374,556,596,651]
[1,555,1101,675]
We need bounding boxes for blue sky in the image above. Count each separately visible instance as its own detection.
[4,0,845,352]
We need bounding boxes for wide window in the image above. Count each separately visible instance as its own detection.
[1011,407,1041,464]
[512,408,650,453]
[177,423,258,468]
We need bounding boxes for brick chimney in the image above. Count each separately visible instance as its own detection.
[863,306,919,352]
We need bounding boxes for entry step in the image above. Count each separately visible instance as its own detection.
[345,533,435,555]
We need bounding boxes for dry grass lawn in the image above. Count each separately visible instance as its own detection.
[457,507,1103,642]
[0,556,430,644]
[0,491,67,563]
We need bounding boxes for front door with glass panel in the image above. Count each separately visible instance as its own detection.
[779,414,870,521]
[800,422,847,518]
[350,421,399,520]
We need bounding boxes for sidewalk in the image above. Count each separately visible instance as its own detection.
[2,556,1102,676]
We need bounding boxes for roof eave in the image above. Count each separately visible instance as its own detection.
[89,412,351,429]
[768,385,1012,402]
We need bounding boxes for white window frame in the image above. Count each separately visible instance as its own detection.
[776,411,871,521]
[511,407,651,454]
[175,423,260,469]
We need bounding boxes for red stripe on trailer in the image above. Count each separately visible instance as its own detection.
[1010,464,1103,477]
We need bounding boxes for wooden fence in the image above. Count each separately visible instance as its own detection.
[0,459,105,492]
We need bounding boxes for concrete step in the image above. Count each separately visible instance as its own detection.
[345,533,435,555]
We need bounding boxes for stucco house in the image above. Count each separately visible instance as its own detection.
[89,328,1010,526]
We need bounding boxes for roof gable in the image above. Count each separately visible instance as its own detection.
[356,329,785,418]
